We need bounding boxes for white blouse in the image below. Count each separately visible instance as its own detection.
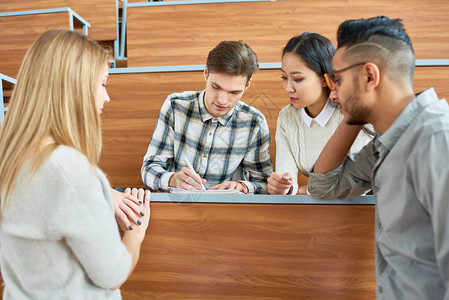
[275,99,373,194]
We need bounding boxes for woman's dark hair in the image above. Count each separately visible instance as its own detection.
[282,32,336,94]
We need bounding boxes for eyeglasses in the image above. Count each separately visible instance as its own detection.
[324,62,366,91]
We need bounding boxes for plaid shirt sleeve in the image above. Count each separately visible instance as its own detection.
[241,114,273,194]
[141,97,176,191]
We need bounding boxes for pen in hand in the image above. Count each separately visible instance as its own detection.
[184,156,206,191]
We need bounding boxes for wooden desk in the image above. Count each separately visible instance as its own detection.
[0,196,375,299]
[0,12,74,78]
[121,195,376,299]
[0,0,116,41]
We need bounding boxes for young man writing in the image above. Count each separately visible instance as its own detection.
[141,41,273,194]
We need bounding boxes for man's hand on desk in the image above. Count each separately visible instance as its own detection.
[169,167,207,191]
[209,181,249,194]
[112,188,149,231]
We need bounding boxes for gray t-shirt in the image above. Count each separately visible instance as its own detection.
[0,145,131,299]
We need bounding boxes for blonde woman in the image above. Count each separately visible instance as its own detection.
[0,29,150,298]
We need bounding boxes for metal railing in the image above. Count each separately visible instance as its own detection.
[108,60,449,74]
[0,73,16,125]
[114,0,280,61]
[0,7,91,35]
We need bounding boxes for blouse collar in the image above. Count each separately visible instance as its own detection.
[301,99,337,128]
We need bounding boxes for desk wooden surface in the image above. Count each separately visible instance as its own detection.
[121,201,376,299]
[0,200,375,299]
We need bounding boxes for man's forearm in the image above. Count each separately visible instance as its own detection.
[141,162,172,190]
[314,122,364,174]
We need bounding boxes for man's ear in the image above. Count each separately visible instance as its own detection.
[204,66,208,81]
[245,77,252,90]
[363,63,381,92]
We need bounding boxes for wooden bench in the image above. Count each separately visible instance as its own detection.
[0,9,88,79]
[99,66,449,188]
[126,0,449,67]
[0,0,116,41]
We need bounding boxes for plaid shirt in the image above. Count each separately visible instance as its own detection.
[141,90,273,193]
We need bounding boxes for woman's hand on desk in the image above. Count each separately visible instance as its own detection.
[113,188,151,290]
[112,188,148,231]
[268,172,294,195]
[123,188,151,234]
[297,185,308,195]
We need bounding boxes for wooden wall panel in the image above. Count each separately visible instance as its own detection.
[127,0,449,67]
[0,13,72,78]
[0,0,116,41]
[99,66,448,188]
[414,67,449,101]
[121,202,376,299]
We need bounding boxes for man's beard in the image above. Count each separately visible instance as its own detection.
[343,81,369,125]
[345,102,369,125]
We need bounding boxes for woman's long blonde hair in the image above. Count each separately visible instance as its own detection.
[0,29,110,207]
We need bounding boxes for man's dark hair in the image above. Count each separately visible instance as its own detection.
[206,41,259,82]
[283,32,336,94]
[337,16,413,49]
[336,16,415,84]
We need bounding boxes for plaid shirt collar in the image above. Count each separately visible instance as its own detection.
[198,90,237,126]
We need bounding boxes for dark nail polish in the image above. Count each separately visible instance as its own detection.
[128,225,132,230]
[137,220,142,225]
[140,211,145,216]
[139,201,142,204]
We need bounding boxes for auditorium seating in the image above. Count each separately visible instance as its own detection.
[0,0,116,41]
[1,0,449,298]
[0,8,90,79]
[2,0,449,189]
[125,0,449,67]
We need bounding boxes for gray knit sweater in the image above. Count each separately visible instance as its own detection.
[0,146,131,299]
